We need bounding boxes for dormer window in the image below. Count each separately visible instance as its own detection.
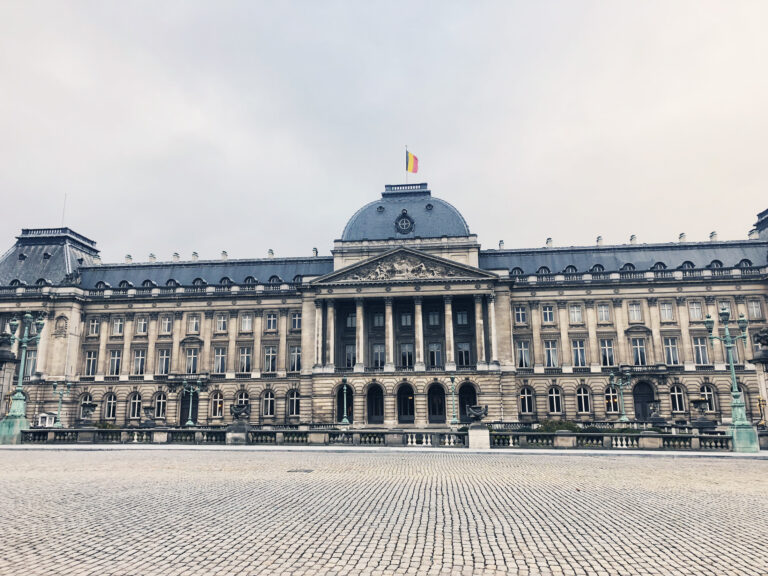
[620,263,635,271]
[536,266,550,275]
[166,279,179,287]
[192,278,206,286]
[651,262,666,270]
[219,277,232,286]
[18,253,26,261]
[590,264,604,273]
[43,252,51,260]
[563,265,577,274]
[680,261,695,269]
[510,267,524,276]
[142,280,155,288]
[118,280,132,288]
[95,281,107,289]
[708,260,723,268]
[736,259,753,268]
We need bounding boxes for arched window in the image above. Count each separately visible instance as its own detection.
[367,384,384,424]
[620,263,635,271]
[651,262,667,270]
[576,387,591,413]
[118,280,132,288]
[669,385,685,413]
[604,386,619,413]
[35,278,49,286]
[268,276,282,290]
[129,394,142,419]
[80,393,94,419]
[699,385,715,412]
[192,278,206,286]
[210,391,224,418]
[537,266,551,275]
[563,265,577,274]
[166,279,179,287]
[219,277,232,286]
[510,267,524,277]
[154,392,167,419]
[95,281,107,289]
[590,264,604,273]
[142,280,155,287]
[104,393,117,419]
[708,260,723,269]
[235,390,249,406]
[287,390,300,417]
[243,276,256,285]
[548,387,562,413]
[292,275,303,284]
[680,261,695,269]
[736,259,753,268]
[262,390,275,417]
[520,387,534,414]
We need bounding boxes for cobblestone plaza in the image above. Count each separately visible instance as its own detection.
[0,449,766,576]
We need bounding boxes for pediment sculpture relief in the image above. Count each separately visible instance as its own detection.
[342,254,468,281]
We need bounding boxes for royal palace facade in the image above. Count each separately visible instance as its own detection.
[1,183,767,430]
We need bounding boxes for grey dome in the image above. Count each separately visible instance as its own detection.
[341,184,470,241]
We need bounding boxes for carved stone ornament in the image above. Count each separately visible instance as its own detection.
[335,253,475,282]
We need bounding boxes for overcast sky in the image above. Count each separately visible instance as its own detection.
[2,1,766,262]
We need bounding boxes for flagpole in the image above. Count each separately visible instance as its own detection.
[405,145,408,184]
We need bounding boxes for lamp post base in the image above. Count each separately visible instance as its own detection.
[0,415,30,445]
[731,423,760,453]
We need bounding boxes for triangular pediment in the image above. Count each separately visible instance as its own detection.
[312,248,497,285]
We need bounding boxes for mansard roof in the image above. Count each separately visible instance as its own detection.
[478,240,768,275]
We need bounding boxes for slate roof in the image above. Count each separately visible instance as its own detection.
[479,241,768,274]
[341,184,470,241]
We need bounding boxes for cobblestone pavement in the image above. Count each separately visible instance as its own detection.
[0,450,766,576]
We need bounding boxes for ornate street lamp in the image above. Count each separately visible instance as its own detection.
[705,307,759,452]
[609,369,632,423]
[168,377,207,426]
[340,377,350,425]
[0,312,46,443]
[51,381,71,428]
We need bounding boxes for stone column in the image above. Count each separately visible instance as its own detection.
[585,300,600,369]
[120,313,134,377]
[384,298,394,372]
[96,314,109,376]
[474,295,487,369]
[612,300,628,366]
[646,298,662,365]
[354,298,365,372]
[414,297,425,371]
[314,300,324,369]
[705,296,725,364]
[278,309,288,376]
[146,313,158,378]
[444,296,456,371]
[171,312,183,374]
[201,311,213,373]
[676,297,694,369]
[326,300,335,371]
[488,294,499,366]
[557,302,571,370]
[253,311,263,374]
[529,301,543,368]
[226,311,238,377]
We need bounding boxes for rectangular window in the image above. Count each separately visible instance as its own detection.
[428,311,440,327]
[291,312,302,330]
[572,339,586,367]
[730,341,740,363]
[456,342,471,366]
[156,349,170,375]
[187,315,200,334]
[663,337,679,365]
[132,349,146,375]
[688,301,703,321]
[373,313,385,328]
[160,315,173,334]
[401,312,413,327]
[266,313,277,331]
[569,305,583,324]
[215,314,228,332]
[85,351,98,376]
[135,316,148,335]
[516,340,530,368]
[372,344,385,368]
[693,337,709,365]
[659,302,674,322]
[88,318,100,336]
[108,349,121,376]
[514,306,527,324]
[238,346,252,373]
[631,338,647,366]
[542,305,554,323]
[600,339,614,366]
[111,317,124,336]
[747,300,763,319]
[345,313,356,329]
[544,340,558,367]
[597,303,611,323]
[213,347,227,373]
[289,346,301,372]
[628,302,643,322]
[455,311,468,326]
[240,313,253,332]
[718,301,732,315]
[263,346,277,372]
[24,349,37,377]
[428,343,442,367]
[344,344,356,368]
[185,348,199,374]
[400,343,414,367]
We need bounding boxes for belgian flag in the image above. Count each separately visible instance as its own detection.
[406,150,419,173]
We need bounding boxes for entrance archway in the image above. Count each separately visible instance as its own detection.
[427,384,446,423]
[633,382,654,420]
[336,385,353,423]
[397,383,415,424]
[458,382,477,423]
[367,384,384,424]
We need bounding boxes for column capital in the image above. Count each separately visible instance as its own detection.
[125,312,135,321]
[487,293,495,303]
[414,296,423,305]
[584,300,594,309]
[647,297,658,306]
[612,299,623,308]
[174,311,183,319]
[254,309,264,317]
[556,301,567,310]
[443,295,453,304]
[474,294,484,303]
[327,299,335,309]
[279,309,288,317]
[734,295,746,304]
[675,297,687,305]
[384,297,393,306]
[204,311,214,319]
[705,296,716,305]
[149,312,159,320]
[315,300,323,308]
[527,300,538,308]
[100,314,110,322]
[355,297,364,306]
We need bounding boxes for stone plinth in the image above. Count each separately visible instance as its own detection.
[468,425,490,450]
[553,432,576,449]
[638,433,662,450]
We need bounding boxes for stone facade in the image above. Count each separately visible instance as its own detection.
[1,185,767,429]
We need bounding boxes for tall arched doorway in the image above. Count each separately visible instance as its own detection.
[179,390,199,425]
[427,384,446,424]
[458,382,477,423]
[367,384,384,424]
[633,382,654,420]
[336,385,353,423]
[397,383,415,424]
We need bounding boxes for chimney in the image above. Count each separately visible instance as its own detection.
[312,247,318,257]
[268,249,274,258]
[709,231,718,242]
[172,252,180,262]
[148,253,156,263]
[124,254,132,264]
[748,228,759,240]
[498,240,504,250]
[93,255,102,265]
[629,234,637,245]
[679,233,687,243]
[221,251,228,261]
[596,236,603,246]
[753,208,768,240]
[191,252,198,261]
[545,238,553,248]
